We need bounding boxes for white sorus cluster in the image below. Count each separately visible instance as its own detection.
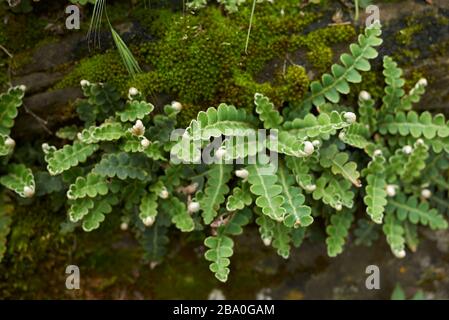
[335,202,343,211]
[421,188,432,199]
[188,201,200,213]
[129,87,139,96]
[235,169,249,180]
[140,137,151,148]
[262,237,272,246]
[23,186,35,198]
[159,187,169,199]
[373,149,383,157]
[5,137,15,148]
[359,90,371,101]
[120,222,128,231]
[19,84,27,92]
[386,184,397,197]
[395,249,406,259]
[215,147,227,159]
[416,138,425,145]
[128,87,139,100]
[304,184,316,192]
[143,216,156,227]
[417,78,428,87]
[303,141,314,155]
[41,142,51,154]
[343,112,357,124]
[171,101,183,112]
[131,120,145,136]
[402,145,413,155]
[80,79,90,87]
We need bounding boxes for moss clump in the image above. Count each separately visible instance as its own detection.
[291,24,357,72]
[55,51,130,94]
[396,24,423,46]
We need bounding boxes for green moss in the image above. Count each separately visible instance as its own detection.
[55,51,131,94]
[396,24,423,46]
[292,24,356,72]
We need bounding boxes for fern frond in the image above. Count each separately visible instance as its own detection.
[381,56,405,113]
[160,197,195,232]
[198,163,233,224]
[339,123,371,149]
[277,164,313,228]
[379,111,449,139]
[320,144,362,187]
[254,93,283,129]
[0,164,35,198]
[313,172,354,210]
[362,154,387,224]
[82,194,119,232]
[226,183,252,211]
[46,141,99,176]
[246,162,286,222]
[287,22,382,118]
[66,173,109,200]
[78,122,125,144]
[117,100,154,122]
[283,111,351,140]
[93,152,149,180]
[388,193,448,230]
[204,209,251,282]
[382,212,406,258]
[0,86,25,135]
[326,209,354,257]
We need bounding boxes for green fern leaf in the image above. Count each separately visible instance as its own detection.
[46,141,99,176]
[82,194,119,232]
[78,122,124,144]
[313,172,354,210]
[0,134,14,156]
[66,173,109,200]
[68,198,94,223]
[339,123,371,149]
[383,212,406,258]
[160,197,194,232]
[204,209,251,282]
[117,100,154,122]
[381,56,405,113]
[254,93,283,129]
[93,152,149,180]
[320,145,361,187]
[362,154,387,224]
[287,22,382,117]
[246,162,286,222]
[199,163,233,224]
[226,183,252,211]
[139,192,158,221]
[283,111,351,140]
[277,164,313,228]
[388,194,448,230]
[0,86,25,135]
[379,111,449,139]
[326,209,354,257]
[0,164,35,198]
